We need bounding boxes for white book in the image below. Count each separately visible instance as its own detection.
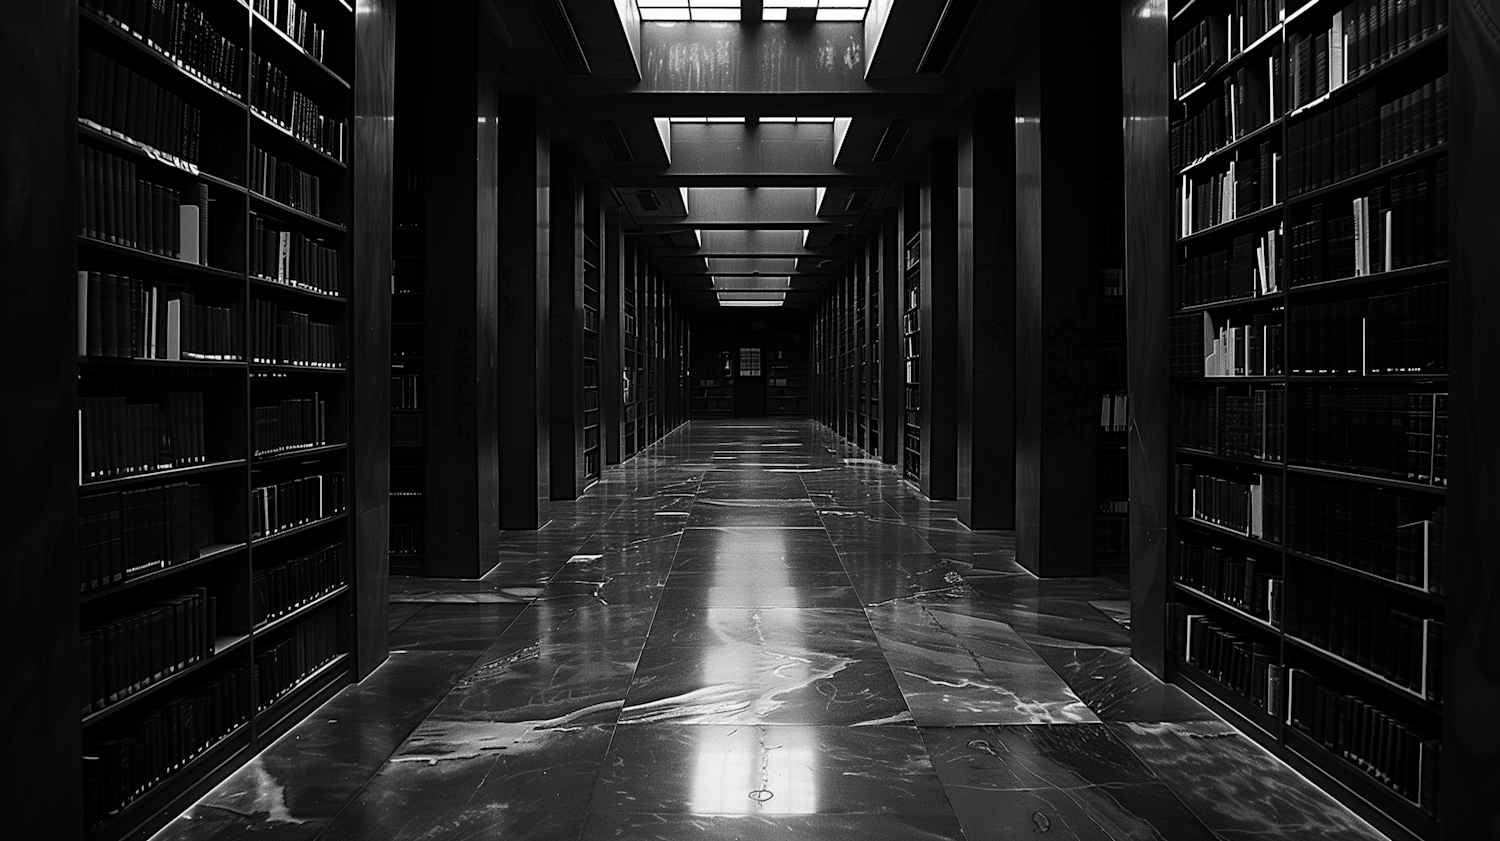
[1250,477,1264,537]
[166,298,182,361]
[1383,209,1394,272]
[1353,197,1367,276]
[1330,12,1346,90]
[145,285,157,359]
[277,230,291,281]
[77,271,88,356]
[178,205,201,265]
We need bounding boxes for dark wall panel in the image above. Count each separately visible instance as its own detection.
[921,142,959,500]
[1445,0,1500,833]
[350,0,396,673]
[878,207,902,464]
[549,141,584,499]
[498,92,551,529]
[603,208,624,464]
[1120,0,1171,676]
[957,95,1017,530]
[0,0,81,831]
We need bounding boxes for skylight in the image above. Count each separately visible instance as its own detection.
[759,117,837,123]
[668,117,747,123]
[762,0,870,21]
[637,0,870,22]
[638,0,740,21]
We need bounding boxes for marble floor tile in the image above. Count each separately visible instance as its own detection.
[1029,644,1218,723]
[592,724,951,815]
[922,725,1220,841]
[387,602,425,631]
[620,639,909,726]
[579,812,967,840]
[654,581,864,610]
[685,499,825,528]
[1108,721,1388,840]
[387,603,528,652]
[642,607,881,651]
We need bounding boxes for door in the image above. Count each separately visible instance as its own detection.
[733,345,767,417]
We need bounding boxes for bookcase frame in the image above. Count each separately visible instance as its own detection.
[1161,2,1450,838]
[72,1,364,838]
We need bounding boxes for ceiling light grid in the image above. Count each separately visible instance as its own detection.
[638,0,740,21]
[761,0,869,21]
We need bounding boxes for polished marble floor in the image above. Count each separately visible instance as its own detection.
[151,420,1388,841]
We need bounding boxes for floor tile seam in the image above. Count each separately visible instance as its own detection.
[306,643,512,841]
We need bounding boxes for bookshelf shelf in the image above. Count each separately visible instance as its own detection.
[253,585,350,638]
[1175,291,1285,314]
[1181,22,1285,104]
[1285,635,1442,712]
[249,192,348,234]
[1174,656,1283,739]
[77,236,245,283]
[80,458,247,491]
[251,511,348,547]
[1177,202,1283,243]
[80,542,248,604]
[249,11,351,92]
[80,8,248,112]
[249,276,348,302]
[1282,727,1441,834]
[78,122,247,194]
[1286,261,1449,293]
[82,633,252,728]
[255,651,349,719]
[1176,447,1284,469]
[1287,144,1449,205]
[1285,464,1446,494]
[251,111,346,170]
[251,442,348,464]
[1286,548,1445,604]
[1283,0,1320,24]
[78,356,246,369]
[1287,28,1448,120]
[1173,581,1280,632]
[1179,514,1284,550]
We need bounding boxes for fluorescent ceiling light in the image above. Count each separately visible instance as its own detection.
[637,0,742,21]
[667,116,746,123]
[717,291,788,301]
[759,116,837,123]
[712,276,792,290]
[719,300,785,307]
[761,0,870,19]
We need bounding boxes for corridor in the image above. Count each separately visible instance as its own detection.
[154,420,1386,841]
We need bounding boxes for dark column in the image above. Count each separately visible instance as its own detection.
[1120,0,1172,673]
[0,0,80,830]
[420,8,501,574]
[603,207,624,464]
[957,96,1017,529]
[498,92,550,528]
[549,140,583,499]
[1445,0,1500,833]
[921,144,959,499]
[1014,5,1100,576]
[878,208,902,464]
[349,0,395,670]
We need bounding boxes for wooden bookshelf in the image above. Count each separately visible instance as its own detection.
[902,225,922,483]
[387,10,423,573]
[621,240,687,451]
[1161,2,1450,838]
[72,1,362,837]
[1097,19,1129,567]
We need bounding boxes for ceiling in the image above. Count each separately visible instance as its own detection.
[482,0,1029,309]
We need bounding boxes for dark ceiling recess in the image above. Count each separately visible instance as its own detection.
[635,190,661,211]
[917,0,980,74]
[843,189,871,213]
[872,120,909,162]
[599,121,633,161]
[527,0,591,75]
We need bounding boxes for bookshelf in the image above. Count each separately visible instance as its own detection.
[902,225,922,483]
[388,12,423,573]
[73,1,361,837]
[866,246,882,459]
[1162,1,1449,838]
[583,222,602,483]
[1097,12,1130,569]
[767,330,810,416]
[620,241,687,452]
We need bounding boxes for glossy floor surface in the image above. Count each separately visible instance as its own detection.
[152,420,1388,841]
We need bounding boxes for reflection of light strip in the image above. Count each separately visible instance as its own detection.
[719,301,784,307]
[717,291,786,301]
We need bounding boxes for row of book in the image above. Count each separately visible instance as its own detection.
[1100,392,1130,432]
[84,0,245,96]
[250,215,341,295]
[1287,565,1443,699]
[252,0,330,64]
[1176,539,1283,622]
[251,542,344,628]
[1177,464,1285,542]
[390,465,422,495]
[1286,283,1447,375]
[1288,0,1448,112]
[1285,78,1446,197]
[250,302,343,368]
[78,273,241,362]
[1178,148,1280,237]
[252,396,327,457]
[389,520,423,554]
[1176,226,1281,307]
[254,608,340,710]
[392,260,424,295]
[249,57,346,161]
[1172,605,1284,718]
[391,412,422,445]
[251,470,347,539]
[78,482,217,593]
[1292,389,1447,484]
[1287,668,1439,813]
[81,587,216,715]
[392,323,423,358]
[251,145,324,218]
[1202,313,1286,378]
[1288,170,1448,286]
[1178,386,1287,461]
[81,147,210,262]
[1289,481,1445,592]
[392,375,420,410]
[1232,0,1285,53]
[80,47,205,166]
[79,393,208,482]
[1173,14,1229,98]
[82,665,250,831]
